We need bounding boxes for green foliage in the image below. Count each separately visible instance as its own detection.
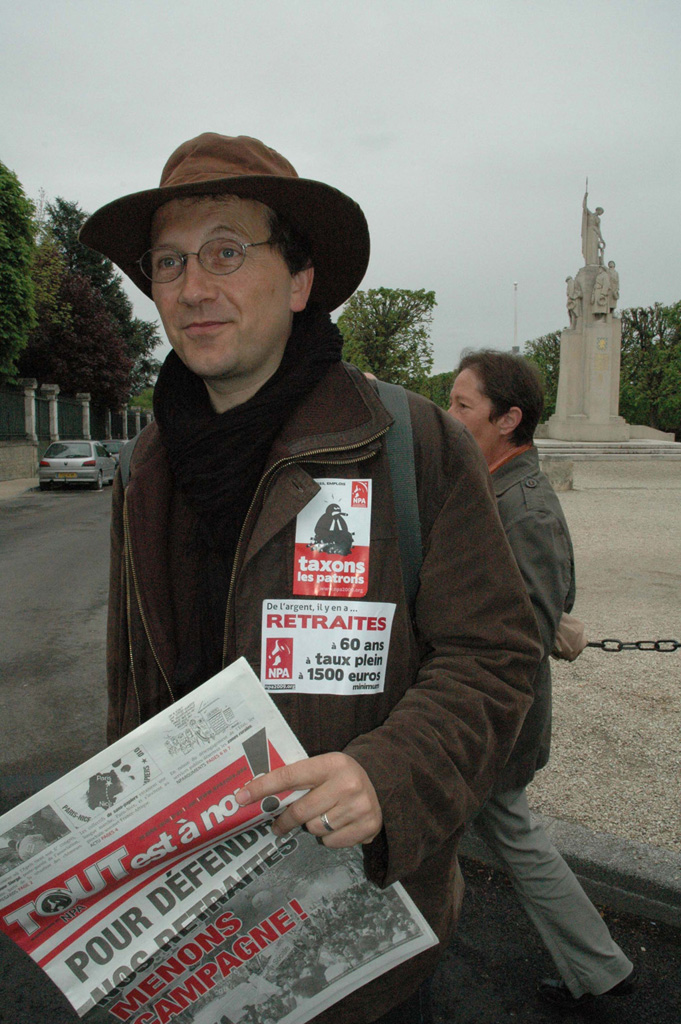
[0,162,37,380]
[30,206,73,332]
[415,370,454,408]
[18,272,133,408]
[523,331,561,419]
[45,197,161,391]
[338,287,436,389]
[620,302,681,437]
[131,386,154,409]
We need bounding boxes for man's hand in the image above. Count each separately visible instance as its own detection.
[235,752,382,849]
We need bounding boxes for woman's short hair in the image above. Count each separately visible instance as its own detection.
[457,349,544,446]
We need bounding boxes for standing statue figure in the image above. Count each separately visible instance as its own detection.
[565,275,582,329]
[606,260,619,315]
[581,191,605,266]
[591,266,611,319]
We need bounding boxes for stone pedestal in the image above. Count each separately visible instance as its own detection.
[548,318,628,440]
[548,262,628,441]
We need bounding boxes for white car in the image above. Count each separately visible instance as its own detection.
[38,441,116,491]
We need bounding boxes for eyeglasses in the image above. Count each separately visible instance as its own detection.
[138,237,272,283]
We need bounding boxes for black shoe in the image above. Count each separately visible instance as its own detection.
[537,966,638,1009]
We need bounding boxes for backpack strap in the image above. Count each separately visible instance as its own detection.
[373,379,423,609]
[119,432,142,488]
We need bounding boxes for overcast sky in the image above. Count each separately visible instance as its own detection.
[2,0,679,372]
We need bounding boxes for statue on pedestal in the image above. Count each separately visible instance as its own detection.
[607,260,619,315]
[581,190,605,266]
[591,266,611,319]
[548,185,628,441]
[565,275,582,329]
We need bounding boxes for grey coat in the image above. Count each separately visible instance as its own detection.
[493,447,576,791]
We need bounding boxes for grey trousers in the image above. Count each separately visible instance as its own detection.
[474,786,633,998]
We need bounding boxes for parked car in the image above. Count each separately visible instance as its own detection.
[101,439,127,465]
[38,441,116,491]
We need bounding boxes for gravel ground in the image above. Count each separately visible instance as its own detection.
[527,459,681,854]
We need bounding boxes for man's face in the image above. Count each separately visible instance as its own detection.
[448,368,502,466]
[151,197,313,410]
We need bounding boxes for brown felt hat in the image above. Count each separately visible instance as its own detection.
[79,133,370,312]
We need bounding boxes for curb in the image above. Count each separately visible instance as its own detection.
[459,811,681,929]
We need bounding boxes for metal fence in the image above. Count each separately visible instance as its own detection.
[91,406,107,440]
[111,411,125,438]
[0,387,25,440]
[58,396,83,439]
[36,396,50,442]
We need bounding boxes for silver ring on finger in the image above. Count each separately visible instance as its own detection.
[320,811,335,833]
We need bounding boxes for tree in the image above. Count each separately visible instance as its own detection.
[620,302,681,436]
[523,331,561,419]
[416,370,454,409]
[0,161,36,379]
[338,287,436,389]
[30,195,72,334]
[132,387,154,410]
[45,197,161,388]
[18,273,133,408]
[128,318,162,395]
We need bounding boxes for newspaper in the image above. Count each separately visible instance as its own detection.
[0,658,437,1024]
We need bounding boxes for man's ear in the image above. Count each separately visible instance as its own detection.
[290,266,315,312]
[497,406,522,438]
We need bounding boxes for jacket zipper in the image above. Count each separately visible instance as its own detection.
[221,432,388,667]
[123,493,176,715]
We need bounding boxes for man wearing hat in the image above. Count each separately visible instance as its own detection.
[81,133,541,1023]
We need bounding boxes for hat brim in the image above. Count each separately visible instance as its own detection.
[79,175,369,313]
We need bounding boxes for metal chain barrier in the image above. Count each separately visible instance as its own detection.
[586,639,681,653]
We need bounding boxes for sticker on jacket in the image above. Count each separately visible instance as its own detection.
[261,599,395,695]
[293,478,371,599]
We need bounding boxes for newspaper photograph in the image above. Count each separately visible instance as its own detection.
[0,658,437,1024]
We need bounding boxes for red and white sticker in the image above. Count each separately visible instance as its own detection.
[293,478,371,598]
[261,599,395,695]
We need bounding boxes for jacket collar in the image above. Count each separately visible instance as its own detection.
[492,445,540,498]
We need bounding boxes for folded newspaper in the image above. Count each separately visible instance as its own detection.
[0,658,437,1024]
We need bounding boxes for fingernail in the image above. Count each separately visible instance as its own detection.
[235,788,250,805]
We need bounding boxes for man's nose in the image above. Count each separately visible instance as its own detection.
[178,253,220,304]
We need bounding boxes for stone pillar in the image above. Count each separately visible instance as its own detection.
[76,393,91,440]
[18,378,37,442]
[131,406,142,437]
[120,405,128,440]
[104,409,112,441]
[40,383,60,441]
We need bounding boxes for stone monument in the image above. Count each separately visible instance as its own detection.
[547,187,629,441]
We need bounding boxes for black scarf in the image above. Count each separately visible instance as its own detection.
[153,303,344,694]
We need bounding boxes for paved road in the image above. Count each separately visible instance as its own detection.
[0,486,679,1022]
[0,486,110,815]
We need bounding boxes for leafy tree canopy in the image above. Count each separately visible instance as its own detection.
[18,272,133,408]
[620,302,681,436]
[338,287,436,389]
[523,331,561,419]
[44,197,161,390]
[0,161,36,379]
[415,370,454,409]
[131,386,154,410]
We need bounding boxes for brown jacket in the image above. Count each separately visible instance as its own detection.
[107,362,541,1022]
